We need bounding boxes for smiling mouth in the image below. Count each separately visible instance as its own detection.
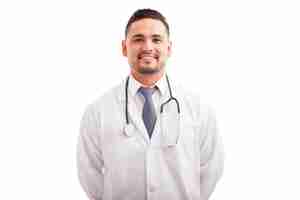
[138,54,159,60]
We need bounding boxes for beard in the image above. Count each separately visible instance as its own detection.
[136,60,166,75]
[137,65,162,74]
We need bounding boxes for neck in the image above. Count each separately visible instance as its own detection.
[131,69,165,87]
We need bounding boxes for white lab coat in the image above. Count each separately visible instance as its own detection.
[77,76,224,200]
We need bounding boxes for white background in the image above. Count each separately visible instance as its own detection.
[1,0,299,199]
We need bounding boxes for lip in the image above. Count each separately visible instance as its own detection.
[138,54,158,60]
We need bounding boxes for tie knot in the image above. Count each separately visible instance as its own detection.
[139,87,155,99]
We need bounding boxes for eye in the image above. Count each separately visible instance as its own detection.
[153,38,162,43]
[133,38,143,42]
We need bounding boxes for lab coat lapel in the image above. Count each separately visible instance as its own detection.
[118,80,150,143]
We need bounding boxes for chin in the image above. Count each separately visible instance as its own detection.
[137,66,162,75]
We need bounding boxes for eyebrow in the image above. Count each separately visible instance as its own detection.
[131,34,164,39]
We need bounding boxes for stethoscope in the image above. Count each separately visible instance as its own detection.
[124,74,181,145]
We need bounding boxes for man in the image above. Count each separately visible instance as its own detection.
[77,8,224,200]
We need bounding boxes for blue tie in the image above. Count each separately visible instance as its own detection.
[139,87,157,138]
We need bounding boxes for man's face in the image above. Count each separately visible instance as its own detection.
[122,18,172,75]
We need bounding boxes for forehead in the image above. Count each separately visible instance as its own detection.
[127,18,168,38]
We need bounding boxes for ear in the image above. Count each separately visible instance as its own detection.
[122,40,127,57]
[167,40,172,57]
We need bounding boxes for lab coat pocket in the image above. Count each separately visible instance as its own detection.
[160,112,180,147]
[160,122,200,200]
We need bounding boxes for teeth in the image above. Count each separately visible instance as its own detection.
[142,56,153,58]
[139,55,156,59]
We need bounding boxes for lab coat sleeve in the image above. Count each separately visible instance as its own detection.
[77,104,104,200]
[199,107,224,200]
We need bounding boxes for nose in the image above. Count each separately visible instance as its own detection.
[141,39,154,51]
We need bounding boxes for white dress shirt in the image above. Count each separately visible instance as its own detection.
[128,74,168,133]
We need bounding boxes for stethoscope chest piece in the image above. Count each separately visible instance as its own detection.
[124,124,134,137]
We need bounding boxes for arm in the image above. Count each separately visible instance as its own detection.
[199,107,224,200]
[77,105,104,200]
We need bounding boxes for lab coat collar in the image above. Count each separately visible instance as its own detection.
[155,73,168,97]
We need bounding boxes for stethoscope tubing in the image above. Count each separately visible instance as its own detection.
[125,74,180,124]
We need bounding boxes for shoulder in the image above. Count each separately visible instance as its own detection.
[174,83,215,122]
[83,79,125,116]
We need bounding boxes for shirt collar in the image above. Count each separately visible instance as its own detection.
[128,73,168,97]
[155,73,168,97]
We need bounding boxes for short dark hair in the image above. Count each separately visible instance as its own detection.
[125,8,170,37]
